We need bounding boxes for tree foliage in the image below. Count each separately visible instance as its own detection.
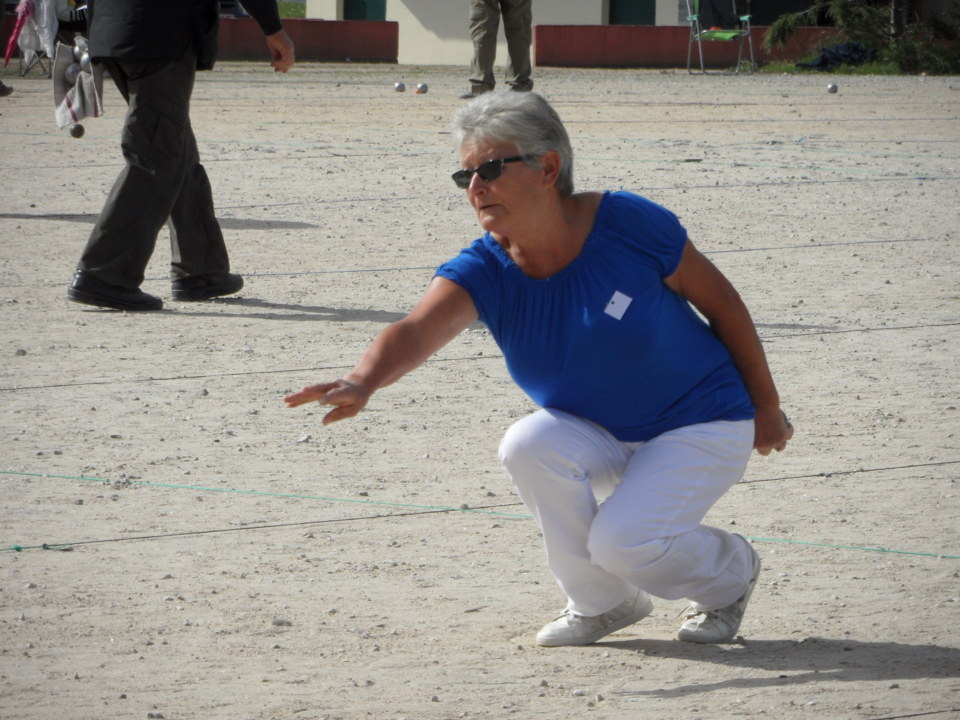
[763,0,960,73]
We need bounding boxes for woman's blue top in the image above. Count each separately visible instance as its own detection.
[435,191,754,442]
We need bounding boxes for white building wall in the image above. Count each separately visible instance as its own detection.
[305,0,684,65]
[388,0,602,65]
[305,0,341,20]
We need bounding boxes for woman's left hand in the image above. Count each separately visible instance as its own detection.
[754,407,794,455]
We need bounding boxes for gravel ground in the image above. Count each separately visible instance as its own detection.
[1,62,959,720]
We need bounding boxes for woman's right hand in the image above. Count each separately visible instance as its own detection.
[283,278,478,427]
[284,379,371,425]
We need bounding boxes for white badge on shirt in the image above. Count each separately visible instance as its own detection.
[604,290,632,320]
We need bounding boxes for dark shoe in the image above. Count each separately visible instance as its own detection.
[0,81,13,97]
[67,270,163,311]
[171,272,243,301]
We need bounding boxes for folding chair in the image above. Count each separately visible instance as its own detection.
[686,0,755,75]
[9,0,57,77]
[19,49,51,77]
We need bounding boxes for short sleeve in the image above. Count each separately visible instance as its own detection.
[434,238,502,329]
[601,192,688,278]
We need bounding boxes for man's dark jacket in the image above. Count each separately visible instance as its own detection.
[87,0,283,70]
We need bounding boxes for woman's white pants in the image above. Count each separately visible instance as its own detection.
[499,408,756,617]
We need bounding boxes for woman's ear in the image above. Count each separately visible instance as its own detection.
[538,150,562,189]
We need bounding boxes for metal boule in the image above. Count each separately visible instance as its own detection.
[64,63,82,85]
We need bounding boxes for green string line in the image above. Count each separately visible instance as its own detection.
[0,470,529,552]
[0,468,960,560]
[0,469,529,517]
[2,469,957,559]
[5,504,523,554]
[747,536,959,560]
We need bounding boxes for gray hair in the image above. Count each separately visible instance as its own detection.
[451,92,575,197]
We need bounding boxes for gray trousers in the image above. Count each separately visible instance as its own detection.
[468,0,533,93]
[78,47,228,289]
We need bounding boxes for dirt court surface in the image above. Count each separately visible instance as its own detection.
[1,62,959,720]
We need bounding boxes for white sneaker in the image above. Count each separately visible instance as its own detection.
[677,535,761,644]
[536,591,654,647]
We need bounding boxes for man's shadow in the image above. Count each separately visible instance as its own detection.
[175,296,408,323]
[0,212,315,232]
[598,637,960,698]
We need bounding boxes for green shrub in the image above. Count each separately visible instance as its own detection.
[278,1,306,18]
[763,0,960,74]
[885,22,960,73]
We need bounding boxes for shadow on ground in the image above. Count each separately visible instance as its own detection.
[0,212,315,230]
[603,636,960,697]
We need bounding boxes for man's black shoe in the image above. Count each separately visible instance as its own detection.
[67,270,163,311]
[171,272,244,301]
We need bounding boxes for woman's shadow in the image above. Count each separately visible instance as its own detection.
[599,636,960,698]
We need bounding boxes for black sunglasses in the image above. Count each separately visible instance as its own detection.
[452,155,533,189]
